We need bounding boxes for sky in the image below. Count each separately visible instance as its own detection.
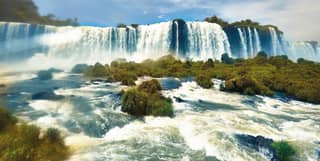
[33,0,320,41]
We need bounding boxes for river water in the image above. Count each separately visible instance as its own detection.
[3,72,320,161]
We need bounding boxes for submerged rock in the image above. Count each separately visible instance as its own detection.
[31,91,64,100]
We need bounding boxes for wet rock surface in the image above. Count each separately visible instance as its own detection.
[235,134,279,161]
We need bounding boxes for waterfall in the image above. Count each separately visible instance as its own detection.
[0,21,319,67]
[174,21,179,55]
[269,27,285,56]
[247,27,254,57]
[186,22,231,60]
[253,28,261,54]
[237,28,248,58]
[287,41,319,60]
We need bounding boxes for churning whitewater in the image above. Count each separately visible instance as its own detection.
[4,73,320,161]
[0,21,319,68]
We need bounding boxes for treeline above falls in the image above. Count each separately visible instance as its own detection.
[0,20,319,66]
[0,0,78,26]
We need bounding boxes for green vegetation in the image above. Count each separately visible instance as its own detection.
[195,75,213,89]
[84,63,108,78]
[121,79,173,117]
[0,0,78,26]
[79,53,320,104]
[272,141,296,161]
[204,15,282,33]
[0,106,69,161]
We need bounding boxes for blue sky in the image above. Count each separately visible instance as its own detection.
[33,0,320,41]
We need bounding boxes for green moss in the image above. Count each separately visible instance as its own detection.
[272,141,296,161]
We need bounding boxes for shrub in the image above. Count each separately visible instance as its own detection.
[201,58,215,69]
[272,141,296,161]
[223,75,273,96]
[45,128,62,143]
[195,75,213,89]
[121,89,148,116]
[121,80,173,117]
[85,63,108,77]
[138,79,161,93]
[0,108,17,131]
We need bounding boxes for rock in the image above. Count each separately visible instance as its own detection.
[71,64,89,73]
[235,134,278,161]
[159,77,182,90]
[32,91,64,100]
[37,70,53,80]
[173,96,185,103]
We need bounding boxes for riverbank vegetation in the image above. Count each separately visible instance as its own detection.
[0,112,70,161]
[0,86,69,161]
[78,52,320,104]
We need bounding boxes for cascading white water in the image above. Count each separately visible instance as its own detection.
[237,27,262,58]
[1,21,320,68]
[136,22,172,57]
[269,27,285,56]
[253,28,261,54]
[247,27,254,57]
[174,21,179,55]
[287,41,319,61]
[186,22,231,60]
[237,28,248,59]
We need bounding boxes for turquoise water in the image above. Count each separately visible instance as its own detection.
[2,72,320,161]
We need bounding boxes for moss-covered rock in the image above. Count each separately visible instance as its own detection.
[138,79,161,93]
[195,75,213,89]
[121,80,173,117]
[224,75,274,96]
[84,63,108,78]
[272,141,296,161]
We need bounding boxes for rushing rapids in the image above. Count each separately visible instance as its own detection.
[0,20,319,68]
[3,73,320,161]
